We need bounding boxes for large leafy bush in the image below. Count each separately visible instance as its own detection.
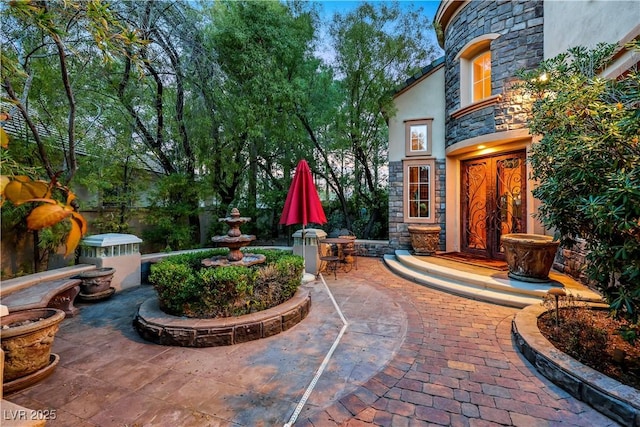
[518,42,640,322]
[149,249,304,318]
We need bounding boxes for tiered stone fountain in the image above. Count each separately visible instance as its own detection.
[202,208,266,268]
[135,207,311,347]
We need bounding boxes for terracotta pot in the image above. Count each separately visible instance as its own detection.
[77,267,115,295]
[501,234,560,282]
[0,308,65,382]
[408,225,441,255]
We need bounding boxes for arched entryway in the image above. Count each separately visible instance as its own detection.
[461,150,527,259]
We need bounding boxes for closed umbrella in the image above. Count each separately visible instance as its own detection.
[280,159,327,277]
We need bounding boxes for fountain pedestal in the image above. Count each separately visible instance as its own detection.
[202,208,265,268]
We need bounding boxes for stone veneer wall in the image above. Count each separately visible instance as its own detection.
[553,239,590,285]
[444,0,544,147]
[388,159,446,251]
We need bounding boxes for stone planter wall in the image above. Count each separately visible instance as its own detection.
[133,288,311,347]
[513,304,640,427]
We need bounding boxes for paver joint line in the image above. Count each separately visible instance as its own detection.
[284,273,349,427]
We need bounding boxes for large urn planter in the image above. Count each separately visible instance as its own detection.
[408,225,441,256]
[0,308,65,393]
[501,233,560,283]
[76,267,116,301]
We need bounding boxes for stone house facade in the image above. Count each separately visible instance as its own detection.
[388,0,639,276]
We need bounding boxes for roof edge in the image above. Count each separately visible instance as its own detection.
[393,56,445,97]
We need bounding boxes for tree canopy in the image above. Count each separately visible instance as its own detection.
[1,0,439,262]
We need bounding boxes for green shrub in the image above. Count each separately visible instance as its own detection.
[518,41,640,324]
[149,262,198,314]
[148,249,303,318]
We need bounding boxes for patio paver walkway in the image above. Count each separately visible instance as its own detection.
[4,257,621,426]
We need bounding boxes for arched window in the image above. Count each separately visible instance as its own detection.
[454,34,500,111]
[472,51,492,102]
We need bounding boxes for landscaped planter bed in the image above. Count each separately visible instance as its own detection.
[133,288,310,347]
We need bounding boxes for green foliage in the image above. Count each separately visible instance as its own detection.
[148,262,198,314]
[141,174,203,251]
[2,0,147,185]
[618,324,639,346]
[518,42,640,324]
[148,249,303,318]
[197,265,255,316]
[91,211,130,234]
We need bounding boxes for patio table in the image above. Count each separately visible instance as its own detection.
[319,238,354,272]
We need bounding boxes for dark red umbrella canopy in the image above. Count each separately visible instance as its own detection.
[280,159,327,226]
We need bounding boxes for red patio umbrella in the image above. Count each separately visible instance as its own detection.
[280,159,327,227]
[280,159,327,274]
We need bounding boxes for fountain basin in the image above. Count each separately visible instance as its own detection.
[202,253,266,268]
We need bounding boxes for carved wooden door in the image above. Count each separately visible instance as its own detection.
[461,151,527,259]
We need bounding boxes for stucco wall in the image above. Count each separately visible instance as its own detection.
[544,1,640,59]
[388,65,446,162]
[388,63,447,251]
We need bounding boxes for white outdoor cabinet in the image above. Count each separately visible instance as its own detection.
[79,233,143,291]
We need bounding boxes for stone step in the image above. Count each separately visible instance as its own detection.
[383,254,541,308]
[384,250,603,308]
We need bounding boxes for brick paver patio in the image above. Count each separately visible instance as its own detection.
[4,257,620,426]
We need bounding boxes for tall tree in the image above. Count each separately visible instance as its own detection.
[203,0,317,227]
[1,0,145,269]
[327,2,438,237]
[2,0,144,185]
[112,0,204,247]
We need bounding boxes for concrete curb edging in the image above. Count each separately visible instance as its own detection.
[133,288,311,347]
[512,304,640,427]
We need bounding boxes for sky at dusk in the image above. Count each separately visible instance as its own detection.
[311,0,443,64]
[314,0,440,20]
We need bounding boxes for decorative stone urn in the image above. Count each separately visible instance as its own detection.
[0,308,65,392]
[501,234,560,283]
[77,267,116,301]
[408,225,441,256]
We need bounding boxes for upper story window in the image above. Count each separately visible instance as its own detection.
[472,51,491,102]
[452,33,501,117]
[405,119,433,157]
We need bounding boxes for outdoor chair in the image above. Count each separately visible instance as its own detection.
[338,231,358,271]
[318,240,340,280]
[341,241,362,270]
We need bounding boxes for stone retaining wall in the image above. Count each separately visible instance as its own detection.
[133,288,311,347]
[513,304,640,427]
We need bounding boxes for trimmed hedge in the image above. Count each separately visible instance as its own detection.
[148,249,304,318]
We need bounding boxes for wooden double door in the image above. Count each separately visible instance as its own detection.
[461,151,527,259]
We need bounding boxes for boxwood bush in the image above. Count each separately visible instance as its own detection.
[148,249,304,318]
